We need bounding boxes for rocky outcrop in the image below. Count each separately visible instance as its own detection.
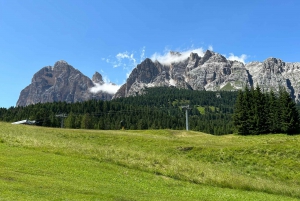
[92,71,104,84]
[114,50,300,102]
[246,58,300,100]
[17,60,113,106]
[185,51,249,91]
[114,50,251,98]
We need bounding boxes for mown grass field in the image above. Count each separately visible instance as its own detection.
[1,121,300,200]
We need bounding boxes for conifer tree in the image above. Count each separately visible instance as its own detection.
[266,90,280,133]
[253,85,267,134]
[233,86,300,135]
[233,90,247,134]
[278,87,299,134]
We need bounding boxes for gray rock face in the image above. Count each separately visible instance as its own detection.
[246,58,300,101]
[114,50,251,98]
[17,60,113,106]
[92,71,104,84]
[114,50,300,102]
[113,58,165,98]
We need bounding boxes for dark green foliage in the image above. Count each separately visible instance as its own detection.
[278,87,300,134]
[233,90,249,134]
[233,86,300,135]
[2,87,300,135]
[266,91,280,133]
[0,87,238,135]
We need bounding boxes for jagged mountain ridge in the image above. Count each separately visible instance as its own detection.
[17,50,300,106]
[114,50,300,102]
[17,60,113,106]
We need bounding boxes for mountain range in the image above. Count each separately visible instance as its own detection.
[17,50,300,106]
[114,50,300,101]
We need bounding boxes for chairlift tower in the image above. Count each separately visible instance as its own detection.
[56,113,68,128]
[181,105,190,131]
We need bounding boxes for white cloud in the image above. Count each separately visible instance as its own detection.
[116,52,137,66]
[208,45,213,51]
[89,83,120,94]
[103,52,137,69]
[226,53,248,64]
[150,47,205,65]
[89,75,121,94]
[103,49,147,78]
[113,47,148,78]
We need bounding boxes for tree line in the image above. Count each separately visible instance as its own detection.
[0,87,237,135]
[233,86,300,135]
[1,86,299,135]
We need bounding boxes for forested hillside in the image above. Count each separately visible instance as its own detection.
[0,87,237,135]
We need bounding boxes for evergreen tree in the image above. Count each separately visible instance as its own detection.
[266,90,280,133]
[253,85,268,134]
[278,87,300,134]
[233,90,249,134]
[233,86,300,135]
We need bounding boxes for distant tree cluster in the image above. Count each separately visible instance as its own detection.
[2,87,300,135]
[233,86,300,135]
[0,87,238,135]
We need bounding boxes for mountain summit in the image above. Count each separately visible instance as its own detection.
[17,61,113,106]
[114,50,300,102]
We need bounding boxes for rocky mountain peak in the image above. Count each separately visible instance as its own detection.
[210,53,227,63]
[141,58,154,65]
[199,50,213,64]
[53,60,71,70]
[189,52,200,61]
[17,61,113,106]
[92,72,104,84]
[265,57,283,64]
[130,58,160,83]
[264,57,285,67]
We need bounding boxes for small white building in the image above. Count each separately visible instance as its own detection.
[11,120,36,125]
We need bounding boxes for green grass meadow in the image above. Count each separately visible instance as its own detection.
[1,121,300,200]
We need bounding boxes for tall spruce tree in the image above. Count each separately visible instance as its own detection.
[233,86,300,135]
[253,85,267,134]
[266,90,280,133]
[278,87,300,134]
[233,86,253,135]
[233,90,247,134]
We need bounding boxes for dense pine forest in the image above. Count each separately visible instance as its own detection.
[0,87,237,135]
[233,86,300,135]
[1,87,299,135]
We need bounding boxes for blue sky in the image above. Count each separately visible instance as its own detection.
[1,0,300,108]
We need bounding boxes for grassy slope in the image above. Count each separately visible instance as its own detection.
[0,122,300,201]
